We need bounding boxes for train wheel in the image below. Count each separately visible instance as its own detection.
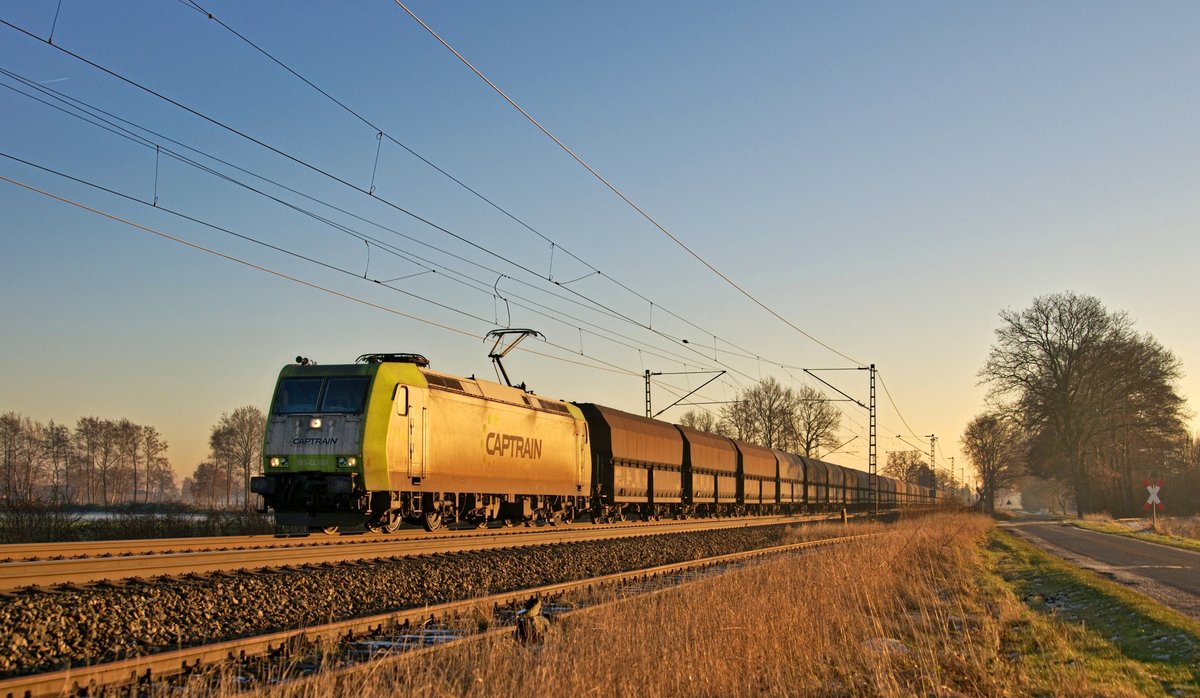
[307,526,339,535]
[422,511,443,532]
[382,513,401,533]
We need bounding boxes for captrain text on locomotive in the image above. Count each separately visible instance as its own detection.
[250,353,938,532]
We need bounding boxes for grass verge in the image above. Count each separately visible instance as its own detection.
[986,528,1200,696]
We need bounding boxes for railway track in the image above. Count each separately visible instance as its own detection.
[0,529,887,698]
[0,513,852,592]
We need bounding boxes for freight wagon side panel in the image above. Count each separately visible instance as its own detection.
[575,404,683,505]
[828,463,846,506]
[677,426,737,505]
[692,472,716,503]
[737,442,778,506]
[777,451,804,504]
[803,457,829,505]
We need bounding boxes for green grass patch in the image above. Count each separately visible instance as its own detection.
[1071,520,1200,554]
[985,529,1200,697]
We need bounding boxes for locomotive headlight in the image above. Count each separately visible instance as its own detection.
[309,418,322,429]
[269,456,288,468]
[270,457,280,467]
[347,457,357,467]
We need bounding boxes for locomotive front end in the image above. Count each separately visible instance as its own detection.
[252,362,378,531]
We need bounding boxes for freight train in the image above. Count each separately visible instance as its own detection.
[250,353,938,532]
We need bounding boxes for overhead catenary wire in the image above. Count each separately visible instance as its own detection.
[0,147,731,398]
[0,10,937,450]
[0,22,781,391]
[0,67,744,377]
[0,166,728,420]
[0,76,755,423]
[394,0,863,367]
[0,171,722,404]
[174,0,779,371]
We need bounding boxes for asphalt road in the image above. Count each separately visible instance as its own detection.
[1002,520,1200,618]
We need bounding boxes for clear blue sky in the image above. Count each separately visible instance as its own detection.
[3,1,1198,483]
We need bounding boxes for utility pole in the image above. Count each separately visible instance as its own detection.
[868,364,877,515]
[803,364,876,515]
[644,370,654,418]
[643,369,725,419]
[926,434,937,491]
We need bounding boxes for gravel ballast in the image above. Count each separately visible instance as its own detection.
[1,524,800,676]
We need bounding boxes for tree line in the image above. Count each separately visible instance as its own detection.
[185,406,265,509]
[0,406,264,510]
[968,291,1200,516]
[679,378,844,457]
[0,414,174,506]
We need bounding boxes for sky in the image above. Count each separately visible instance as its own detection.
[2,1,1199,486]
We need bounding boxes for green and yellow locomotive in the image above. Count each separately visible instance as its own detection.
[251,353,590,532]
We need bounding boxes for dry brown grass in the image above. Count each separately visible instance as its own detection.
[230,513,1140,698]
[1152,514,1200,540]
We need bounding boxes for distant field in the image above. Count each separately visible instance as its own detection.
[245,513,1200,698]
[0,504,273,543]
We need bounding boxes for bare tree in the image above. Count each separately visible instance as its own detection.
[1,412,25,505]
[0,413,45,505]
[184,461,228,509]
[678,409,719,434]
[980,292,1186,515]
[209,406,266,510]
[719,378,798,449]
[961,412,1023,513]
[139,426,168,504]
[73,417,103,504]
[882,450,932,487]
[719,398,756,442]
[43,421,72,504]
[147,455,178,501]
[93,421,119,505]
[114,419,140,503]
[791,384,842,457]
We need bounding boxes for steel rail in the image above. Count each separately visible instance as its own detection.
[0,514,849,592]
[0,512,849,561]
[0,531,888,698]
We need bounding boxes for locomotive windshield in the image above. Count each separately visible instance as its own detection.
[273,376,371,414]
[274,378,322,413]
[320,377,370,413]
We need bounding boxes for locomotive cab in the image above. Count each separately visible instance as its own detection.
[252,361,382,531]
